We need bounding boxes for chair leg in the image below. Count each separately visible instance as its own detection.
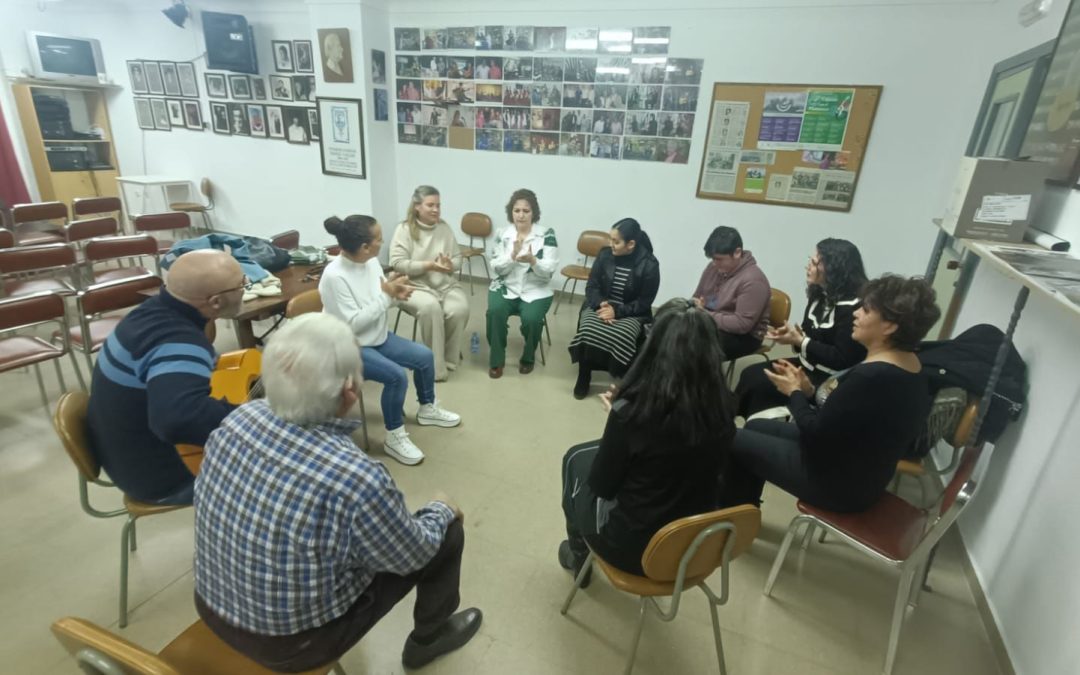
[764,517,804,596]
[68,350,87,391]
[623,597,649,675]
[544,319,552,346]
[539,332,546,366]
[466,257,474,296]
[393,309,402,334]
[32,363,49,410]
[884,567,917,675]
[331,664,347,675]
[52,357,67,392]
[201,211,212,231]
[129,519,138,552]
[553,277,572,315]
[707,593,728,675]
[119,517,135,628]
[83,351,96,383]
[800,522,816,551]
[560,551,594,615]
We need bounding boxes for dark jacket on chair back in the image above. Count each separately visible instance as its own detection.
[584,246,661,321]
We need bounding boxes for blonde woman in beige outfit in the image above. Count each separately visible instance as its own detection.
[390,186,470,381]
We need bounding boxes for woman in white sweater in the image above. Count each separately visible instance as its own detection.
[389,186,470,381]
[486,188,559,378]
[319,214,462,466]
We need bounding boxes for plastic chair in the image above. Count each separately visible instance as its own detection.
[169,177,215,231]
[562,504,761,675]
[285,289,371,452]
[723,287,792,386]
[134,212,191,255]
[66,273,162,377]
[11,201,67,245]
[84,235,161,284]
[553,230,611,315]
[764,443,990,675]
[0,291,85,405]
[52,391,188,627]
[0,242,78,298]
[271,229,300,250]
[458,212,493,295]
[52,616,346,674]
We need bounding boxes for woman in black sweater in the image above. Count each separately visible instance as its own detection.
[568,218,661,399]
[736,238,868,418]
[559,299,735,582]
[718,275,940,513]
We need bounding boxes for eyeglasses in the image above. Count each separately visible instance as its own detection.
[807,257,822,268]
[207,275,249,300]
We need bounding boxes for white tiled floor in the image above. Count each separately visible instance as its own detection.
[0,287,1007,674]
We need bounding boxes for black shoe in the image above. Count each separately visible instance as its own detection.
[402,608,483,670]
[573,368,591,400]
[558,540,592,588]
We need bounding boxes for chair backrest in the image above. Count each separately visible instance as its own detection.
[950,399,980,449]
[0,290,66,332]
[271,229,300,250]
[0,228,13,249]
[134,212,189,233]
[940,444,983,515]
[767,288,792,328]
[73,196,122,218]
[461,212,493,238]
[12,201,68,226]
[52,391,103,482]
[286,288,323,318]
[201,177,214,205]
[79,273,162,316]
[577,230,611,259]
[85,234,160,262]
[0,242,76,275]
[66,217,119,243]
[51,616,180,675]
[641,504,761,582]
[325,244,342,257]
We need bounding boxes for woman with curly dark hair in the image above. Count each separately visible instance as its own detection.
[735,238,869,418]
[718,275,940,513]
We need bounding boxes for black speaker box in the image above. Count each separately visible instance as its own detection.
[203,11,258,74]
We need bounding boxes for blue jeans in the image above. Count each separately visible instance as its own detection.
[362,332,436,431]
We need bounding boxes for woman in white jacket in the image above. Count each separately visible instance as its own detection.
[486,188,559,378]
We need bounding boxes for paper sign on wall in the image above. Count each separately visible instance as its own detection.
[973,194,1031,224]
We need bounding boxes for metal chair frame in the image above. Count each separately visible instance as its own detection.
[0,291,86,405]
[169,178,215,231]
[0,242,80,298]
[553,230,611,315]
[72,274,162,378]
[83,234,162,286]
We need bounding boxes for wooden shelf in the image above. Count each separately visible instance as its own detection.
[965,240,1080,324]
[43,139,111,143]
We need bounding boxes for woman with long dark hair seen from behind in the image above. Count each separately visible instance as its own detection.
[558,299,735,584]
[735,238,868,418]
[567,218,661,399]
[319,215,462,467]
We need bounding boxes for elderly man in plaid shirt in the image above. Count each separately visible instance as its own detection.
[193,313,482,671]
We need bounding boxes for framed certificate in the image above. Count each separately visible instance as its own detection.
[317,97,366,179]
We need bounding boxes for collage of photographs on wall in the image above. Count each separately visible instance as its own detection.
[127,38,321,145]
[391,26,703,162]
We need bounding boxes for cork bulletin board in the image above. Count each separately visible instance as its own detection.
[695,82,882,211]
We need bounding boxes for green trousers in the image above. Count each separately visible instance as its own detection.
[486,291,552,367]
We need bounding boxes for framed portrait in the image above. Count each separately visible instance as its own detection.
[292,75,316,103]
[317,96,366,179]
[294,40,314,73]
[205,72,228,99]
[475,26,502,51]
[144,61,165,95]
[183,100,203,130]
[176,62,199,97]
[150,98,171,130]
[317,28,354,83]
[210,102,230,134]
[307,108,321,141]
[371,49,386,85]
[161,62,181,96]
[395,28,421,51]
[166,99,185,126]
[374,89,389,121]
[134,97,154,130]
[422,28,447,50]
[127,61,148,94]
[227,102,250,136]
[247,104,268,137]
[272,40,295,73]
[447,27,476,50]
[229,74,252,100]
[283,107,311,144]
[270,75,293,101]
[266,105,285,138]
[251,78,267,100]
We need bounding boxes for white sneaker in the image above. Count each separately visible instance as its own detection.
[416,402,461,428]
[384,427,425,465]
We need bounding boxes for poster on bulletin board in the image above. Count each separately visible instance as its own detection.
[696,82,882,211]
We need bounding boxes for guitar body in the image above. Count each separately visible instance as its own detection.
[177,348,262,474]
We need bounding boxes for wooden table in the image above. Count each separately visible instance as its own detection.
[233,264,319,347]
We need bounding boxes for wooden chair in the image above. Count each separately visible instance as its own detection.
[84,235,161,284]
[169,177,215,231]
[764,443,990,675]
[562,505,761,675]
[723,287,792,386]
[271,229,300,250]
[458,212,493,295]
[52,391,188,627]
[0,242,78,298]
[134,212,191,255]
[553,230,611,314]
[0,291,85,407]
[285,289,371,452]
[11,201,67,245]
[66,273,162,377]
[52,616,346,675]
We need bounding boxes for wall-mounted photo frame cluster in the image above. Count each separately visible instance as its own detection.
[134,96,202,132]
[271,39,315,74]
[128,60,204,132]
[204,72,317,104]
[390,27,701,162]
[207,101,321,144]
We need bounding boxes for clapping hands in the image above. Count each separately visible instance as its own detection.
[514,243,537,265]
[766,322,805,347]
[763,359,813,398]
[428,253,454,274]
[380,272,415,301]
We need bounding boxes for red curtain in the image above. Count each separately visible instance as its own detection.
[0,103,31,208]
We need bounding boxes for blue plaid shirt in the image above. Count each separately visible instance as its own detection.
[193,399,455,636]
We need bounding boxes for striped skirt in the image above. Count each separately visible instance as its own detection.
[568,309,645,374]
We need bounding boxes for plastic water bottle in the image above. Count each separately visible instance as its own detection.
[470,332,480,354]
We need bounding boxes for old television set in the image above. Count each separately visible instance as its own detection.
[203,11,258,74]
[25,32,107,85]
